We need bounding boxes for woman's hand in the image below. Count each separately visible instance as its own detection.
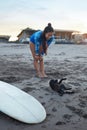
[34,55,40,61]
[34,55,43,61]
[39,55,43,61]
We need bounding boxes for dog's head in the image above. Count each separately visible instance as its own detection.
[49,79,58,90]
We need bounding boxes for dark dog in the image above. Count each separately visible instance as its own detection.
[49,78,74,96]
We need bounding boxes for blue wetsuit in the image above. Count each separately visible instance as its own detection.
[30,31,54,56]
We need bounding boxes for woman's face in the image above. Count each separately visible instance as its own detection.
[45,32,54,40]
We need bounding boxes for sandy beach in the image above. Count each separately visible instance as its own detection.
[0,43,87,130]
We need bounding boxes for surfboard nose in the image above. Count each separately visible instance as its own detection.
[0,81,46,124]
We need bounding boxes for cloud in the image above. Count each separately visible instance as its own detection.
[36,7,47,11]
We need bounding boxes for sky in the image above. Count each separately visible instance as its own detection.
[0,0,87,41]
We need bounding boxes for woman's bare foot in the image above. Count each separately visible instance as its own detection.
[43,73,48,77]
[36,71,43,78]
[40,71,48,78]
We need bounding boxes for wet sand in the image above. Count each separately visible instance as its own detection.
[0,43,87,130]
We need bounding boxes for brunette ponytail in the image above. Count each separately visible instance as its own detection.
[42,23,54,54]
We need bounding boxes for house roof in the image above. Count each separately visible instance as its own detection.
[17,27,80,38]
[17,28,38,37]
[55,29,79,33]
[0,35,10,40]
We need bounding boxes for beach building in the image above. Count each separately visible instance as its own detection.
[17,28,38,43]
[82,33,87,39]
[0,35,10,43]
[54,29,79,44]
[71,33,87,44]
[82,33,87,43]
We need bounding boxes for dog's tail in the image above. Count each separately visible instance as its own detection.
[58,78,67,84]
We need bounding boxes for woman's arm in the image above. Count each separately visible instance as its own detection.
[47,36,54,46]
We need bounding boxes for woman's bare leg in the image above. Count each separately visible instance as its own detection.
[34,59,42,77]
[39,58,48,77]
[30,42,41,77]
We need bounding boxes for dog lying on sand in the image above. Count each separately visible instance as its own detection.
[49,78,74,96]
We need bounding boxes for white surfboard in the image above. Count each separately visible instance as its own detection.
[0,81,46,124]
